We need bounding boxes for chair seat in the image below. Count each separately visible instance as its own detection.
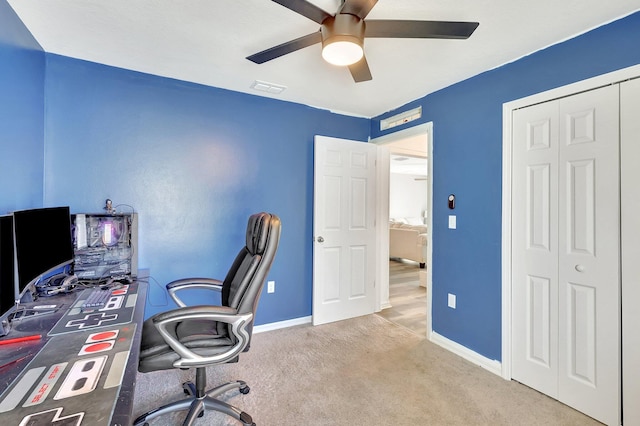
[139,317,235,373]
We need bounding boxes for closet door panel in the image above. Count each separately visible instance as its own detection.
[511,101,559,398]
[557,85,620,426]
[621,78,640,426]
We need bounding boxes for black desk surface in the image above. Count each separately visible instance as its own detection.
[0,279,147,426]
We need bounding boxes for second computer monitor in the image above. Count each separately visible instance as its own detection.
[12,206,75,299]
[0,215,15,315]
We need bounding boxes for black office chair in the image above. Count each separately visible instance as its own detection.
[134,212,281,426]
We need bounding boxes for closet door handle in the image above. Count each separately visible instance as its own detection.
[316,236,324,243]
[575,264,585,272]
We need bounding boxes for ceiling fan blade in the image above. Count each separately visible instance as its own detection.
[348,55,372,82]
[339,0,378,20]
[271,0,332,24]
[365,20,479,39]
[247,31,322,64]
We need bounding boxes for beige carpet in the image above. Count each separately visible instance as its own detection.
[133,315,600,425]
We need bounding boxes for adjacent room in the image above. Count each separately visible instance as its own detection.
[379,133,429,336]
[1,1,640,425]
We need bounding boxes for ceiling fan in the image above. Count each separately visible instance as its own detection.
[246,0,479,82]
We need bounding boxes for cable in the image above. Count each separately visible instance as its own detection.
[142,275,169,307]
[114,204,136,214]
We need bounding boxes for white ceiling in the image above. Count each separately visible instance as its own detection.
[390,154,427,176]
[7,0,640,117]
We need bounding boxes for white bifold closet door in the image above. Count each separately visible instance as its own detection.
[512,85,620,426]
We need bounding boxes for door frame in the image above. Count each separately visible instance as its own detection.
[501,63,640,380]
[620,77,640,425]
[371,122,433,337]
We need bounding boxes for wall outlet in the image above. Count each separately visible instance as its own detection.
[448,293,456,309]
[267,280,275,293]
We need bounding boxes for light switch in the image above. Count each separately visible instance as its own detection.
[448,215,457,229]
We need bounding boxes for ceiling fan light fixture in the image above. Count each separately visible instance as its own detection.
[247,1,479,83]
[322,38,363,66]
[320,14,365,67]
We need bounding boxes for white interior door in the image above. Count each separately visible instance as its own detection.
[313,135,377,326]
[511,85,620,425]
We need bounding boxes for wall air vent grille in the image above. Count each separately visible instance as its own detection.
[380,106,422,131]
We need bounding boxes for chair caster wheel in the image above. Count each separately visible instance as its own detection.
[182,381,196,396]
[240,411,254,425]
[240,385,250,394]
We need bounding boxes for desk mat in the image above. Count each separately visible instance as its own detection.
[0,322,136,425]
[48,284,138,337]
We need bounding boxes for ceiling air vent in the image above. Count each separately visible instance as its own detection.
[250,80,287,94]
[380,106,422,131]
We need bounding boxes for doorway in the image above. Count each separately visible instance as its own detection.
[371,123,432,337]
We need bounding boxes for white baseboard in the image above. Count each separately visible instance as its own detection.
[430,331,502,377]
[379,301,392,310]
[254,316,312,333]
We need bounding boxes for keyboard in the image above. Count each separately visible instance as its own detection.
[81,288,112,309]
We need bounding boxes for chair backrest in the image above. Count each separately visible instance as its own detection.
[219,212,281,338]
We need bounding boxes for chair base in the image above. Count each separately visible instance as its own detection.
[133,377,255,426]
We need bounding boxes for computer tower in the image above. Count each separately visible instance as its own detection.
[71,213,138,281]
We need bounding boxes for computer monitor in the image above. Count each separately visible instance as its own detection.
[0,215,15,315]
[12,206,74,301]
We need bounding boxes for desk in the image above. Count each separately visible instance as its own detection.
[0,278,147,426]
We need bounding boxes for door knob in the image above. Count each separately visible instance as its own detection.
[316,236,324,243]
[575,264,585,272]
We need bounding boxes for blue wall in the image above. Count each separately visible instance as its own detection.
[372,11,640,361]
[0,1,44,213]
[43,55,370,322]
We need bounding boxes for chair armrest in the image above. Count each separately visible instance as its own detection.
[152,305,253,368]
[166,277,223,307]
